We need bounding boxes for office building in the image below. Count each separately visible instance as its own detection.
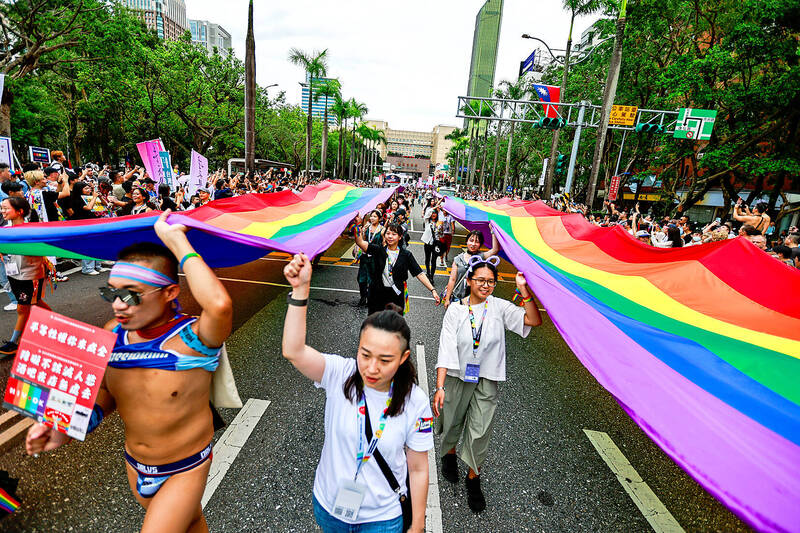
[300,74,338,124]
[466,0,504,98]
[189,20,233,57]
[365,121,457,167]
[121,0,187,41]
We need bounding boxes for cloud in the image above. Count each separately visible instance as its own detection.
[186,0,598,132]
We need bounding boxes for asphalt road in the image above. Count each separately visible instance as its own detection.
[0,205,748,532]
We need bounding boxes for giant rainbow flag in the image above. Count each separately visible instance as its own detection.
[442,196,800,532]
[0,181,396,267]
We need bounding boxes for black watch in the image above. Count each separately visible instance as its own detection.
[287,292,308,307]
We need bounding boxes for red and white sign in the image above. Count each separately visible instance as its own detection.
[2,307,116,441]
[608,175,621,202]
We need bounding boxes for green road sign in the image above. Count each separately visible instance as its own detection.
[673,108,717,141]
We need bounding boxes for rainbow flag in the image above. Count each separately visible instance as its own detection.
[0,486,19,514]
[443,196,800,532]
[0,181,396,267]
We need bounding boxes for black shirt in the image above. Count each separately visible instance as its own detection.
[366,243,422,289]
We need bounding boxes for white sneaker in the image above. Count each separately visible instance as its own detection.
[95,267,111,273]
[82,270,100,276]
[4,302,17,311]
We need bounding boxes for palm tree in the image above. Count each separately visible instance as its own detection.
[445,128,466,182]
[313,78,341,180]
[331,94,349,179]
[371,128,386,180]
[346,98,368,179]
[497,79,526,193]
[288,48,329,181]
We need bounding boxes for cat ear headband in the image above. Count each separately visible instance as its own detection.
[467,254,500,274]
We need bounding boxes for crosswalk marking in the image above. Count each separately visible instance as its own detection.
[202,399,271,508]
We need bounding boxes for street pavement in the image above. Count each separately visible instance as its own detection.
[0,205,749,532]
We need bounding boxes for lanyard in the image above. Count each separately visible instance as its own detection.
[355,381,393,480]
[468,301,488,357]
[385,248,398,277]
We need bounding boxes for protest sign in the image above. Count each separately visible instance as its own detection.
[136,138,166,184]
[608,175,621,202]
[0,137,14,172]
[159,151,174,190]
[2,307,116,441]
[188,150,208,196]
[29,146,51,164]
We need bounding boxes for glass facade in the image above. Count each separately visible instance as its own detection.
[300,76,338,124]
[466,0,504,98]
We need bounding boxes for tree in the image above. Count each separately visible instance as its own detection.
[331,94,349,179]
[245,0,256,175]
[288,48,328,180]
[346,98,368,179]
[313,78,341,179]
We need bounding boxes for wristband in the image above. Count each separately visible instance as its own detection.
[87,404,105,433]
[287,291,308,307]
[522,295,533,303]
[435,386,446,392]
[179,252,201,271]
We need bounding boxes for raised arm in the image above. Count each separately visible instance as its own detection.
[516,272,543,327]
[154,210,233,348]
[482,230,500,258]
[281,253,325,382]
[352,215,370,252]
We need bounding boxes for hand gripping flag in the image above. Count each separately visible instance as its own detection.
[532,84,561,118]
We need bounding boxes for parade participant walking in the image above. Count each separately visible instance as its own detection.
[357,210,385,307]
[353,218,440,315]
[433,256,542,512]
[443,230,500,307]
[282,252,432,533]
[439,210,455,267]
[26,210,233,533]
[0,197,51,356]
[421,209,443,281]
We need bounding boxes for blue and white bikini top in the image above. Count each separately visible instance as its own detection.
[109,314,221,372]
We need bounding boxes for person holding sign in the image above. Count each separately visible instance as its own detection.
[26,210,233,533]
[433,256,542,513]
[282,252,431,533]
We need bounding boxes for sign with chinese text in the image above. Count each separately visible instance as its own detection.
[136,138,166,185]
[29,146,51,164]
[159,151,174,190]
[0,137,14,172]
[608,175,621,202]
[609,105,638,126]
[188,150,208,196]
[673,108,717,141]
[622,193,662,201]
[2,308,115,441]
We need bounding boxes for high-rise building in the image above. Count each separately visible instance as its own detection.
[189,19,233,57]
[365,121,457,167]
[300,74,338,124]
[121,0,187,41]
[466,0,504,98]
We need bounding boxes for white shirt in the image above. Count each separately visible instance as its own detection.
[313,354,433,524]
[436,295,531,382]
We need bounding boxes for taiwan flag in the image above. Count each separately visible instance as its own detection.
[532,84,561,118]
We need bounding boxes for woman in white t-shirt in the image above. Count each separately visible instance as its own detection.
[282,253,432,533]
[433,255,542,513]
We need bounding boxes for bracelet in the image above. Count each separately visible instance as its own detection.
[179,252,201,271]
[434,386,446,392]
[287,291,308,307]
[522,295,533,303]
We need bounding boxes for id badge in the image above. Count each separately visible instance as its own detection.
[3,257,19,277]
[391,284,402,296]
[464,363,480,383]
[332,480,366,521]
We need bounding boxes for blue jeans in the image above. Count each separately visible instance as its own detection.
[0,262,16,304]
[81,259,98,273]
[312,494,403,533]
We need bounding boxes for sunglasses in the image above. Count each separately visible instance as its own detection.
[99,286,164,306]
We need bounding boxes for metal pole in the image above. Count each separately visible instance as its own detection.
[564,101,586,195]
[614,129,627,176]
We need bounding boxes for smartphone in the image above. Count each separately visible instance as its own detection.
[715,217,721,223]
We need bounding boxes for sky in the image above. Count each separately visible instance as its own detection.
[186,0,599,132]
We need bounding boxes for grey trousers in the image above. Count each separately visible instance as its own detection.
[434,374,499,473]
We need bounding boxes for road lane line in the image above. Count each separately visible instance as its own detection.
[583,429,685,533]
[202,398,271,508]
[415,344,443,533]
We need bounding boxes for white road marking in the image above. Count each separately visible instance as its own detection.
[202,399,271,508]
[583,429,685,533]
[415,344,443,533]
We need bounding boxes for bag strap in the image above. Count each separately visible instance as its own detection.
[364,399,403,495]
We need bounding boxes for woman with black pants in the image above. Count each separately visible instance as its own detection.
[353,220,441,315]
[421,209,442,281]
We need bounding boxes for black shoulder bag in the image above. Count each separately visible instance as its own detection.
[364,401,413,532]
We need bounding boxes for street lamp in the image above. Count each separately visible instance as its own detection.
[265,83,278,90]
[522,33,613,66]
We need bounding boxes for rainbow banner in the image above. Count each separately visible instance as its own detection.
[0,486,19,514]
[442,196,800,532]
[0,181,396,267]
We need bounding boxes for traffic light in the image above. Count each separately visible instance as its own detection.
[555,153,566,175]
[539,117,565,130]
[635,123,665,134]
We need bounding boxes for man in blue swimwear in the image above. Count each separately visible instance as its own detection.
[26,211,233,533]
